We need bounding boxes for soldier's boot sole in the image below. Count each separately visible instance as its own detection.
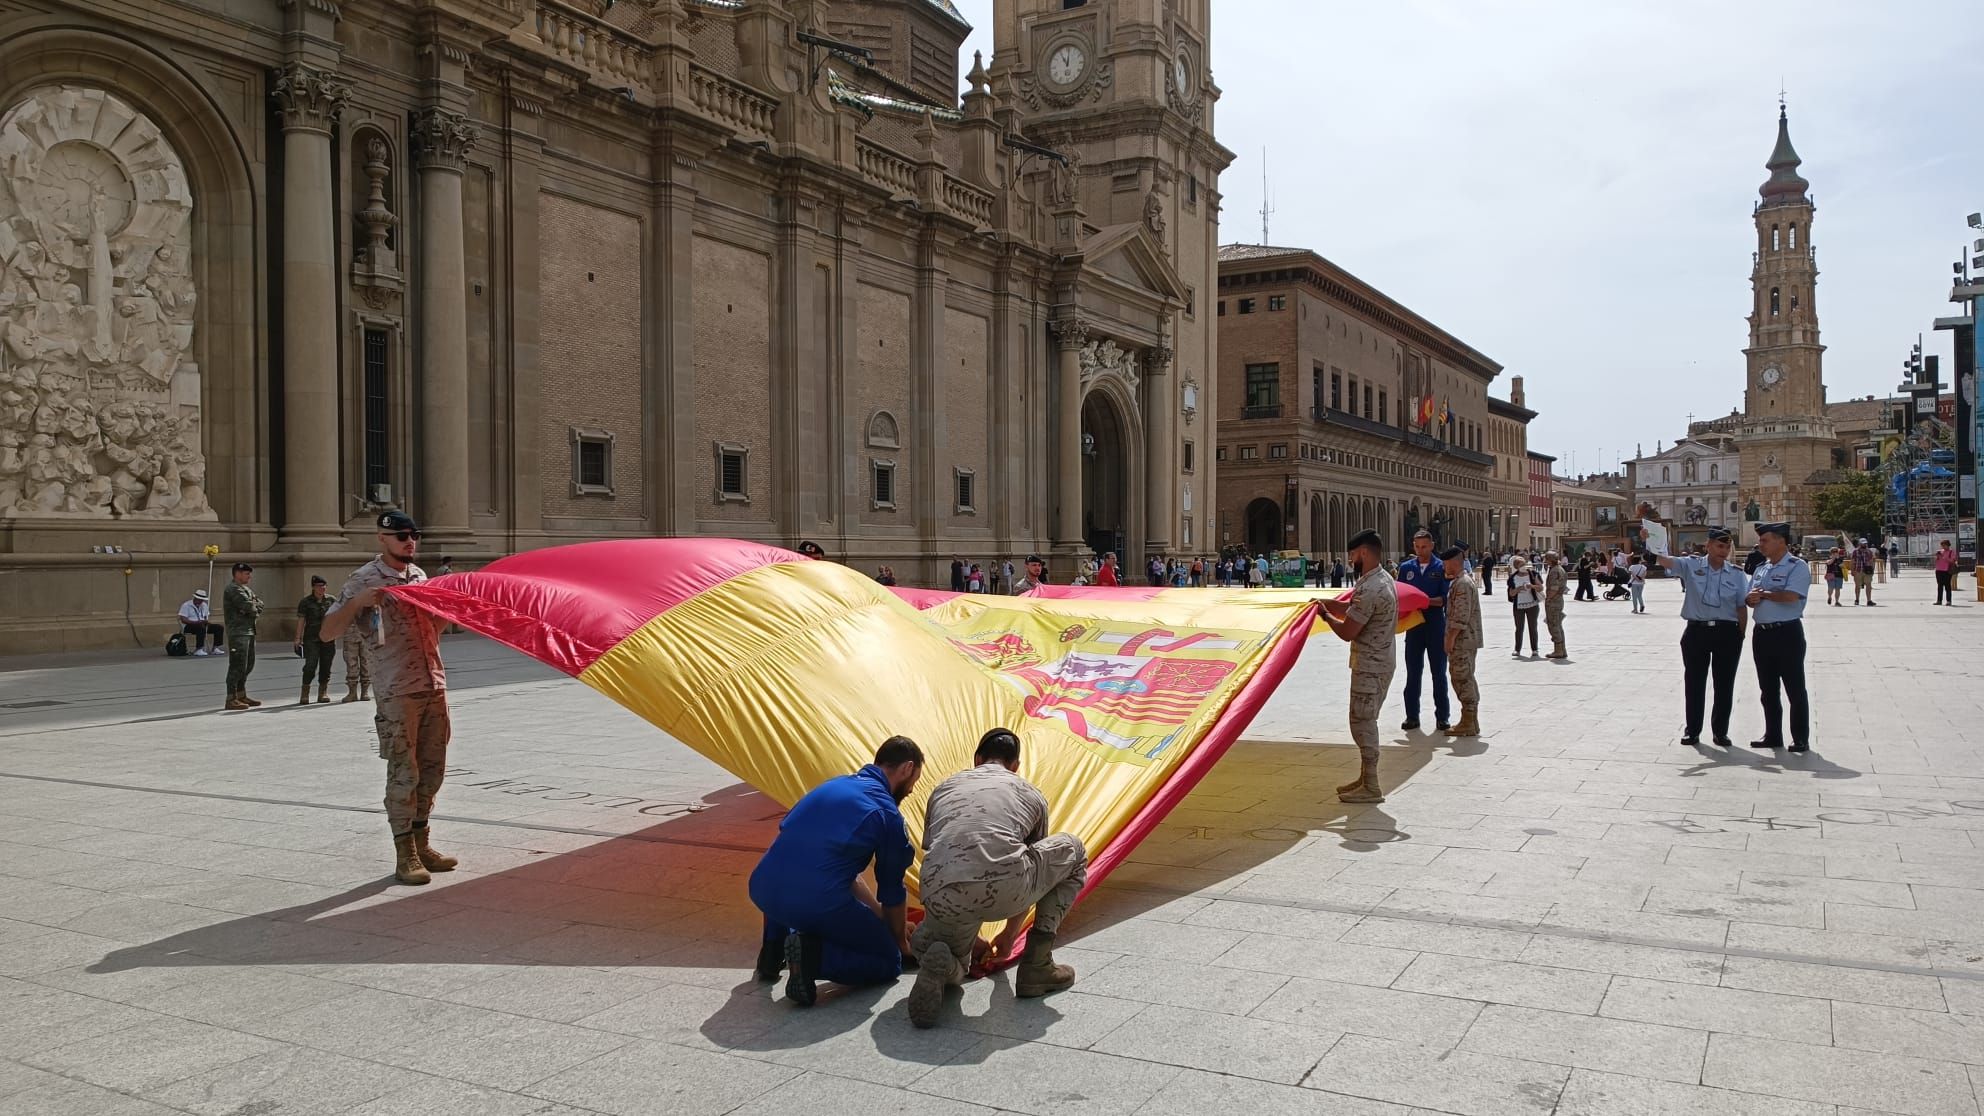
[906,941,956,1028]
[1339,781,1386,804]
[392,833,431,886]
[1335,777,1366,796]
[411,825,457,872]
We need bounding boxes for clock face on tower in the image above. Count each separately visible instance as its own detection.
[1173,50,1192,99]
[1760,364,1783,388]
[1047,42,1088,88]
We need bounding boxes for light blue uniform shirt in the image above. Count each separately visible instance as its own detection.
[1668,554,1748,622]
[1748,555,1811,624]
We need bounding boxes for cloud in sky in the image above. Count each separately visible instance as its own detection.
[951,0,1983,477]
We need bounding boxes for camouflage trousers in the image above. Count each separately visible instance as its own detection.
[225,636,256,693]
[342,629,372,687]
[1545,601,1566,648]
[1349,663,1396,767]
[377,691,450,835]
[912,834,1088,964]
[1448,645,1480,708]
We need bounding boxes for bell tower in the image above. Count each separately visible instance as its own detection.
[1744,104,1826,420]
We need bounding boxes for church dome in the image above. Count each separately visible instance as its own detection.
[1759,106,1809,203]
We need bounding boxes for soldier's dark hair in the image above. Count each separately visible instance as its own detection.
[1438,546,1464,561]
[974,728,1022,767]
[874,736,923,769]
[1347,529,1383,556]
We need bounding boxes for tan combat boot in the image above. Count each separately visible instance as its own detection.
[224,691,249,711]
[393,833,431,885]
[1339,779,1385,804]
[1014,931,1076,998]
[906,939,958,1028]
[341,685,360,704]
[360,682,371,701]
[1443,709,1480,737]
[316,682,330,704]
[242,692,263,707]
[1547,644,1567,660]
[299,682,312,705]
[411,824,457,872]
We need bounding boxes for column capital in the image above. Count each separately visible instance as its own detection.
[1050,315,1091,351]
[272,62,349,134]
[1149,343,1175,372]
[412,107,478,171]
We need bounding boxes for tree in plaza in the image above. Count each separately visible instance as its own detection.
[1812,472,1883,541]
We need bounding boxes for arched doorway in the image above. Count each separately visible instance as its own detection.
[1244,498,1282,556]
[1082,391,1131,561]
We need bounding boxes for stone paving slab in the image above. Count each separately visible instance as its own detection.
[0,579,1980,1114]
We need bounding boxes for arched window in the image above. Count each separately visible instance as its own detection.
[1790,288,1799,313]
[1789,224,1798,250]
[1769,287,1780,316]
[1771,225,1781,251]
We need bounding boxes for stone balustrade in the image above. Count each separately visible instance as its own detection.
[686,63,777,143]
[941,176,994,227]
[535,2,651,90]
[857,139,918,198]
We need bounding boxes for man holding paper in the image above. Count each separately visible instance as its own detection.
[1646,523,1748,748]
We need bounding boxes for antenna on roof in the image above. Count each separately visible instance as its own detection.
[1259,148,1274,245]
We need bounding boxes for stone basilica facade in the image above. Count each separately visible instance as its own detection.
[0,0,1230,651]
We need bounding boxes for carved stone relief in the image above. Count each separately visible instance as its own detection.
[1079,338,1141,402]
[0,85,212,518]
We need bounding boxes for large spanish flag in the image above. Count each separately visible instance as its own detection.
[390,539,1417,905]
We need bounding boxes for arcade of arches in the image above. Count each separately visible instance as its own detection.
[1237,490,1487,562]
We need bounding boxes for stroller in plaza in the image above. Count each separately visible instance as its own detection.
[1602,565,1631,601]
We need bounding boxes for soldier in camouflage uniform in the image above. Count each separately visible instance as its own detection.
[321,510,455,885]
[293,575,336,705]
[1543,551,1569,659]
[1440,546,1483,737]
[339,618,373,703]
[1319,529,1397,803]
[222,562,264,710]
[906,728,1086,1029]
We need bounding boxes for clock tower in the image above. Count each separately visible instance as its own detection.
[1744,104,1826,419]
[1735,104,1836,530]
[991,0,1231,558]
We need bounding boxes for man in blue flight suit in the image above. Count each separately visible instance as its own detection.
[750,736,924,1006]
[1649,525,1749,748]
[1746,523,1813,753]
[1396,528,1452,732]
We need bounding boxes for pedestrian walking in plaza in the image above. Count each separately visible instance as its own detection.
[1627,553,1648,613]
[1481,549,1496,595]
[1440,546,1482,737]
[1934,539,1958,604]
[1396,528,1452,731]
[222,563,263,710]
[1506,555,1541,657]
[1889,545,1901,579]
[1746,522,1812,753]
[1823,548,1845,606]
[907,728,1087,1028]
[177,587,220,657]
[950,556,966,593]
[1318,529,1397,803]
[1331,557,1346,588]
[750,737,921,1007]
[1543,551,1569,657]
[1650,525,1748,747]
[292,575,336,705]
[1850,538,1877,605]
[1574,553,1597,601]
[321,510,457,885]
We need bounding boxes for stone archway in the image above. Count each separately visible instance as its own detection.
[1309,492,1326,554]
[1244,497,1282,557]
[1081,386,1134,562]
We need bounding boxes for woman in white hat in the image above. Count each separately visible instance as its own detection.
[177,587,220,657]
[1505,555,1542,658]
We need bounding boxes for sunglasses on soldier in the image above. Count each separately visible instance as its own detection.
[382,530,421,542]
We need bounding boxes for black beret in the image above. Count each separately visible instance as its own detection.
[1756,522,1792,540]
[1438,546,1465,561]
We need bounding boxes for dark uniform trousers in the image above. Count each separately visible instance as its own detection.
[1679,621,1743,738]
[1402,612,1450,723]
[1752,621,1809,746]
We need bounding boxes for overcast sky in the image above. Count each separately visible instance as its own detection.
[952,1,1983,478]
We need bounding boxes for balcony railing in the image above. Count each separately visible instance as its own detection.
[1313,406,1401,441]
[1241,403,1282,420]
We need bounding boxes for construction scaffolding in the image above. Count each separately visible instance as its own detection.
[1880,415,1959,563]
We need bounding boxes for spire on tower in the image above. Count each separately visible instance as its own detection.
[1759,102,1809,204]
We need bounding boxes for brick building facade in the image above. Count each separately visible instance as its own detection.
[0,0,1231,651]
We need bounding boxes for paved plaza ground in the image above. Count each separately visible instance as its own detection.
[1,573,1980,1116]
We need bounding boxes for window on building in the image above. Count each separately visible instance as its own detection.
[1182,517,1193,547]
[1185,286,1196,318]
[1187,176,1198,206]
[955,468,976,514]
[715,443,749,502]
[1330,370,1342,411]
[1771,225,1781,251]
[1245,363,1280,409]
[362,328,390,495]
[1183,441,1195,472]
[1789,223,1797,250]
[1267,295,1287,311]
[1789,289,1799,313]
[1269,443,1288,459]
[1769,287,1780,316]
[1311,367,1323,414]
[570,427,614,496]
[1239,445,1259,460]
[1216,446,1228,462]
[872,459,896,508]
[1362,384,1373,419]
[1217,300,1226,316]
[1237,298,1256,314]
[1378,390,1388,425]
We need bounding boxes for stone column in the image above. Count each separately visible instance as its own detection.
[1051,316,1089,552]
[1145,339,1176,556]
[412,108,477,542]
[273,63,349,547]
